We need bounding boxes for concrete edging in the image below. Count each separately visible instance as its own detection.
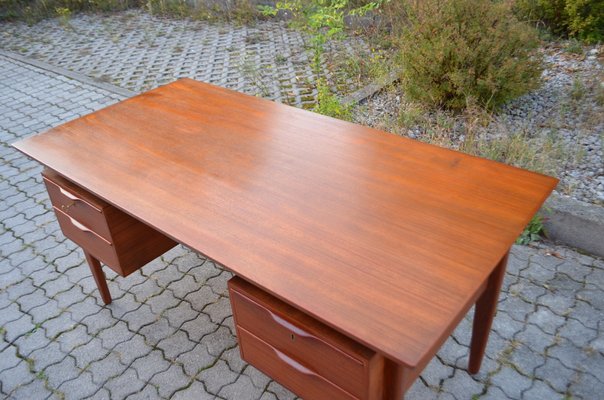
[0,50,136,98]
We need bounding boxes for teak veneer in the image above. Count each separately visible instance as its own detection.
[13,78,557,398]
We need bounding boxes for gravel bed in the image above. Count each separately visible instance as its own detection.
[354,45,604,206]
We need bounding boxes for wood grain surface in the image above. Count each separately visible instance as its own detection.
[13,78,557,368]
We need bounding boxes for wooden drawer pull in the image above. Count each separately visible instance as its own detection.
[274,347,316,376]
[66,215,112,245]
[69,216,92,233]
[59,186,80,201]
[270,312,311,338]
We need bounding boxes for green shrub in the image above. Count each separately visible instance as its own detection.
[514,0,604,43]
[0,0,138,21]
[398,0,542,111]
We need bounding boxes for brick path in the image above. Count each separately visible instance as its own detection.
[1,44,604,399]
[0,10,364,109]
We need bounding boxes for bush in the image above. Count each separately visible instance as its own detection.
[398,0,542,111]
[0,0,138,21]
[514,0,604,43]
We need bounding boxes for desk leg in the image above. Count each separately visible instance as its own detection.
[468,250,509,374]
[383,359,409,400]
[84,251,112,305]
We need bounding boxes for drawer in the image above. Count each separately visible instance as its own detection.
[238,326,357,400]
[53,207,119,268]
[43,171,112,241]
[229,277,381,399]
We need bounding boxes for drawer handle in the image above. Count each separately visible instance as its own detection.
[68,216,92,233]
[273,348,317,377]
[270,312,311,338]
[59,187,81,202]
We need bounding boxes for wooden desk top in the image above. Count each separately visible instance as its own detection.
[14,79,557,368]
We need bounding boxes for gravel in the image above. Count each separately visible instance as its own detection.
[354,44,604,206]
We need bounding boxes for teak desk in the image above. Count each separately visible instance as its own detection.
[14,79,557,399]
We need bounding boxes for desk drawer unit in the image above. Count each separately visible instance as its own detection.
[228,276,384,400]
[43,169,177,277]
[42,169,177,304]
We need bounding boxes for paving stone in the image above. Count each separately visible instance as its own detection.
[174,251,206,275]
[176,343,216,377]
[205,326,237,358]
[107,292,140,320]
[55,324,90,354]
[480,385,510,399]
[43,311,77,340]
[57,370,97,400]
[147,290,179,315]
[189,261,223,285]
[171,379,214,400]
[13,326,49,357]
[440,370,484,400]
[124,383,162,400]
[522,379,562,400]
[67,296,103,323]
[219,373,264,400]
[421,357,454,388]
[88,351,127,385]
[168,274,199,299]
[242,364,271,391]
[70,337,110,369]
[80,308,115,336]
[184,286,220,313]
[549,339,604,382]
[526,305,566,335]
[30,341,66,371]
[534,356,577,393]
[4,313,34,342]
[98,321,134,350]
[568,371,604,400]
[113,333,153,366]
[221,346,246,374]
[404,380,439,400]
[164,300,198,329]
[198,360,239,395]
[0,359,33,395]
[139,317,177,346]
[490,366,533,399]
[570,299,600,330]
[508,343,546,376]
[149,363,191,398]
[10,378,53,399]
[515,324,555,355]
[121,303,157,332]
[0,345,21,373]
[104,367,146,399]
[44,355,80,389]
[131,350,171,382]
[157,330,196,362]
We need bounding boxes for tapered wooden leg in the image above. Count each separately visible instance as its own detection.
[84,251,112,305]
[468,250,509,374]
[383,359,408,400]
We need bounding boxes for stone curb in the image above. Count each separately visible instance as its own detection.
[0,50,136,98]
[542,193,604,258]
[6,49,603,258]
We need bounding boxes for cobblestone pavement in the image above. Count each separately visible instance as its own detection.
[1,54,604,400]
[0,11,364,109]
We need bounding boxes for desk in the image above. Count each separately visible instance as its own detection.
[13,78,557,399]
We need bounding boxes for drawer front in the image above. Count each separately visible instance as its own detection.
[238,327,357,400]
[43,175,112,241]
[54,207,119,268]
[230,282,369,397]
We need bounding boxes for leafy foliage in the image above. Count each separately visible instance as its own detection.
[0,0,138,21]
[514,0,604,43]
[516,215,545,244]
[398,0,542,111]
